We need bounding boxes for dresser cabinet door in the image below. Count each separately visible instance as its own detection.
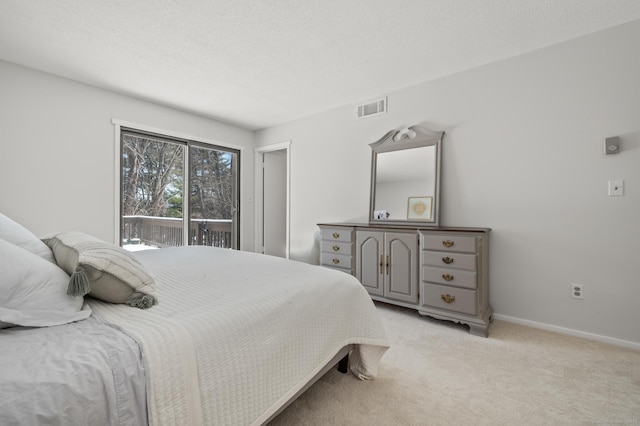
[356,231,384,296]
[384,232,419,304]
[356,230,418,303]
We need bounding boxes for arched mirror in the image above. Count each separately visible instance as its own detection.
[369,125,444,226]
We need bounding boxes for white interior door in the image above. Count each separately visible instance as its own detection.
[255,142,290,258]
[263,150,287,257]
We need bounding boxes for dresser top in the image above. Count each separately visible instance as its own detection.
[317,222,491,233]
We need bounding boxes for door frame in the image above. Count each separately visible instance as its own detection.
[254,141,291,258]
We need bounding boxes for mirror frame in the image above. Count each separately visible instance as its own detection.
[369,125,444,226]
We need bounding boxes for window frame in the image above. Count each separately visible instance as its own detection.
[113,119,243,250]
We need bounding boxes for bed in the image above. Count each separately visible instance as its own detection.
[0,215,389,425]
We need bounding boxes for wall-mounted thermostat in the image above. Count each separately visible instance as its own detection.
[604,136,621,154]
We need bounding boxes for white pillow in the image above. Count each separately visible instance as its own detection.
[0,212,55,263]
[0,239,91,329]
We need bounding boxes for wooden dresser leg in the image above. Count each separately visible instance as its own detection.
[468,322,489,337]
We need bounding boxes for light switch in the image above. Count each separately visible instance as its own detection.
[608,179,624,196]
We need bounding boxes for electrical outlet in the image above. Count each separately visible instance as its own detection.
[571,283,584,299]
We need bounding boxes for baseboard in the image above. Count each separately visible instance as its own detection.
[493,313,640,351]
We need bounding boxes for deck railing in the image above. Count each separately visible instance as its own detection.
[122,215,233,249]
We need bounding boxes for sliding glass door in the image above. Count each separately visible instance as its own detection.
[120,128,239,250]
[188,143,239,248]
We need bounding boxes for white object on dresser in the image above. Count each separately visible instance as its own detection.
[318,223,493,337]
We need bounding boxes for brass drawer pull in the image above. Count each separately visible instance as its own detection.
[441,294,456,304]
[332,258,340,264]
[442,240,454,248]
[332,232,340,239]
[442,274,454,282]
[332,245,340,251]
[442,257,454,264]
[379,255,384,275]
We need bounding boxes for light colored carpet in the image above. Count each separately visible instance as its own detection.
[270,302,640,425]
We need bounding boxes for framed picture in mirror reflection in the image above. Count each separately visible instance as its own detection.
[407,196,433,220]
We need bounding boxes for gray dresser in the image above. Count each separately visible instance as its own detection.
[318,223,492,337]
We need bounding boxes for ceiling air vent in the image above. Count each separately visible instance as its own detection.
[356,97,387,120]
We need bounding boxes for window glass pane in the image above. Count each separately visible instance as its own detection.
[118,127,240,251]
[189,145,238,248]
[121,133,184,250]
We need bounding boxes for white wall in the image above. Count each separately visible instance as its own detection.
[255,21,640,346]
[0,60,255,249]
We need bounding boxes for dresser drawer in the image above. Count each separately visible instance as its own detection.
[322,240,352,254]
[421,234,477,253]
[421,283,477,315]
[422,250,476,271]
[423,266,477,289]
[321,264,354,275]
[320,228,352,243]
[320,252,353,269]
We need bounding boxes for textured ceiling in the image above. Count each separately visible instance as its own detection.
[1,1,640,130]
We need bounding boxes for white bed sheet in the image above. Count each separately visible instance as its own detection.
[88,246,389,426]
[0,314,147,426]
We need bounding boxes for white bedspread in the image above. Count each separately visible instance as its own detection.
[88,246,389,426]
